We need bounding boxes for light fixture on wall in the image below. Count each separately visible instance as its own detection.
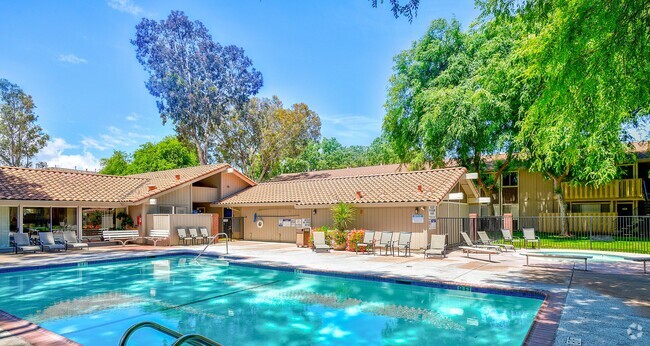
[149,198,157,205]
[312,209,317,215]
[415,207,420,213]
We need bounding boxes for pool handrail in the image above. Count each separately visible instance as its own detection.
[119,321,222,346]
[195,232,229,260]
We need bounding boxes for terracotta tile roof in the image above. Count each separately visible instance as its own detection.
[219,167,468,207]
[0,164,249,203]
[269,164,406,182]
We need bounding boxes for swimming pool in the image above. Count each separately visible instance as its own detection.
[535,251,628,262]
[0,255,544,345]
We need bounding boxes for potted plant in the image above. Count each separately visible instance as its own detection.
[331,203,356,250]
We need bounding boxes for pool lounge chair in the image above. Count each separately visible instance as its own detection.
[377,232,394,256]
[189,228,205,245]
[460,232,502,252]
[477,231,515,252]
[62,231,89,250]
[501,229,521,247]
[424,234,446,259]
[177,228,192,245]
[13,233,41,254]
[523,228,540,249]
[39,232,66,252]
[393,232,412,257]
[355,231,375,254]
[199,227,215,243]
[312,231,331,253]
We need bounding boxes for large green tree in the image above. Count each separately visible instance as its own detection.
[132,11,263,165]
[99,136,199,175]
[383,19,530,214]
[0,79,49,167]
[480,0,650,232]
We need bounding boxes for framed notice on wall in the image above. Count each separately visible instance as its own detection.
[428,206,437,230]
[412,214,424,224]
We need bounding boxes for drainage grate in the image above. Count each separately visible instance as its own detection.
[566,336,582,346]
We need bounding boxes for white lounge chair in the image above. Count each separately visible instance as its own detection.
[199,227,215,243]
[312,231,331,253]
[189,228,204,244]
[424,234,446,259]
[393,232,412,257]
[523,228,540,249]
[355,231,375,254]
[460,232,502,252]
[478,231,515,252]
[177,228,192,245]
[13,233,41,254]
[39,232,66,252]
[62,231,89,250]
[378,232,394,256]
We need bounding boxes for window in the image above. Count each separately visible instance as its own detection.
[570,203,610,213]
[82,208,127,238]
[620,165,634,179]
[0,207,18,248]
[502,171,518,204]
[52,208,77,232]
[23,207,50,232]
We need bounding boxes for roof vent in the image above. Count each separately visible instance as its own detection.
[417,185,423,193]
[356,191,362,199]
[147,185,157,191]
[175,174,181,180]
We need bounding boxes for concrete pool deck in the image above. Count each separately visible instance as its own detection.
[0,241,649,345]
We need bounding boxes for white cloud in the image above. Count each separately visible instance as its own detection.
[81,125,156,152]
[125,113,139,122]
[107,0,143,16]
[57,54,88,64]
[37,138,101,171]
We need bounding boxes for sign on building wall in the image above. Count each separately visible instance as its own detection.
[412,214,424,224]
[428,206,437,230]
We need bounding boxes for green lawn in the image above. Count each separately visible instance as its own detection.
[496,232,650,254]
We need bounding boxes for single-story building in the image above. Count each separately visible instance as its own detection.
[0,164,255,250]
[216,166,478,249]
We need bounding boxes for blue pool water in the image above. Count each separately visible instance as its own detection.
[0,256,543,345]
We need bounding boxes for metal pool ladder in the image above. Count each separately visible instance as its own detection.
[119,321,222,346]
[195,232,229,260]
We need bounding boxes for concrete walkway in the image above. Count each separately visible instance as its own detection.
[1,241,649,345]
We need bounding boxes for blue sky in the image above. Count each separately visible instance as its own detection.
[0,0,478,170]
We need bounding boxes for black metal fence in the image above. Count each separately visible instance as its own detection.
[437,215,650,254]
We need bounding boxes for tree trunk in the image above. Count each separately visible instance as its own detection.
[552,176,569,236]
[195,141,207,165]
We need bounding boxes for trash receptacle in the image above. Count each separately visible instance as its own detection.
[296,227,311,248]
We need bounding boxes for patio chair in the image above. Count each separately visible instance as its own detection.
[460,232,501,252]
[523,228,540,249]
[13,233,41,254]
[189,228,205,244]
[393,232,412,257]
[177,228,192,245]
[199,227,215,243]
[478,231,515,252]
[378,232,394,256]
[312,231,331,253]
[424,234,447,259]
[355,231,375,254]
[501,229,521,247]
[62,231,89,250]
[39,232,66,252]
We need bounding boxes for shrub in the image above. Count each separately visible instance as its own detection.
[346,229,365,251]
[331,229,348,246]
[331,203,355,230]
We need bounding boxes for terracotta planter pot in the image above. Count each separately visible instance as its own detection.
[333,242,347,251]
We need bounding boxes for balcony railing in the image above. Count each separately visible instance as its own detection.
[562,178,644,201]
[192,186,219,203]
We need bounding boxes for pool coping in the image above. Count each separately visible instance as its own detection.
[0,250,563,346]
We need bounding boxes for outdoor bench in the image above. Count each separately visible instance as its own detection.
[623,256,650,274]
[459,246,500,261]
[102,230,141,246]
[145,229,170,246]
[523,253,592,271]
